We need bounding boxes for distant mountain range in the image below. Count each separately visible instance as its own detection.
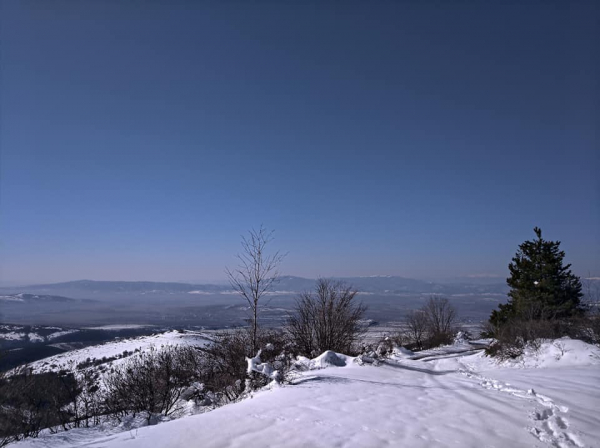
[0,276,509,296]
[12,279,225,294]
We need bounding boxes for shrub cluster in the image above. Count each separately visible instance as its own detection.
[198,328,294,402]
[286,279,366,357]
[400,297,458,351]
[0,369,80,447]
[103,345,202,423]
[484,314,600,359]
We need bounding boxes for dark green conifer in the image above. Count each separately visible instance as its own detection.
[490,227,583,326]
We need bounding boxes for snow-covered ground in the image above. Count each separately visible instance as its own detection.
[0,325,79,344]
[12,337,600,448]
[28,330,213,374]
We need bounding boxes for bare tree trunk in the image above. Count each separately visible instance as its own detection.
[253,299,258,354]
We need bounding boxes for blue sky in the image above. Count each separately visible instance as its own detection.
[1,1,598,284]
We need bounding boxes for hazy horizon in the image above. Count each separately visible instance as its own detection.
[3,271,597,289]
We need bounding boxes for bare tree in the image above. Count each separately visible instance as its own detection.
[423,296,457,346]
[287,279,366,357]
[226,226,285,354]
[405,310,428,351]
[582,275,600,309]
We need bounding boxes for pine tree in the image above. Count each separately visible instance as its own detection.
[490,227,583,326]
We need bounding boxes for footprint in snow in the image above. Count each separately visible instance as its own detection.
[527,393,581,447]
[459,367,581,447]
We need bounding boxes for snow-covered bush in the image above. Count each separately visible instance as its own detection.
[246,350,281,384]
[355,350,382,366]
[373,333,405,358]
[197,328,294,401]
[453,331,471,345]
[485,315,600,359]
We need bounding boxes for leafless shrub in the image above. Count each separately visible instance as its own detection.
[74,369,104,428]
[486,318,559,359]
[197,328,293,402]
[103,345,202,423]
[553,341,569,360]
[287,279,367,357]
[422,296,457,347]
[0,368,80,445]
[405,310,428,351]
[582,276,600,305]
[580,280,600,343]
[400,297,458,350]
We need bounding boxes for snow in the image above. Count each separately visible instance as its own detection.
[0,325,80,344]
[0,294,25,302]
[28,333,44,343]
[433,338,600,372]
[496,338,600,369]
[12,338,600,448]
[27,330,213,374]
[0,329,77,343]
[246,350,281,383]
[47,330,79,340]
[311,350,350,368]
[0,331,27,341]
[392,346,414,358]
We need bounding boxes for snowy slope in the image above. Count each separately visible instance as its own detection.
[28,330,213,374]
[13,338,600,448]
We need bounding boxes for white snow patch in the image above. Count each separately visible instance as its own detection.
[0,331,27,341]
[311,350,351,369]
[27,330,212,375]
[28,333,44,343]
[47,330,79,340]
[496,337,600,369]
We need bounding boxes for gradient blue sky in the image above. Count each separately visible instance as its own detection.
[1,1,598,284]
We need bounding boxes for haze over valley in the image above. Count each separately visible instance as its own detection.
[0,275,509,327]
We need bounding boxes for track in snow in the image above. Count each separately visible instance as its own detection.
[387,344,587,447]
[457,359,584,448]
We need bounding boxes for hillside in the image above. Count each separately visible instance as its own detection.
[26,330,213,376]
[12,338,600,448]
